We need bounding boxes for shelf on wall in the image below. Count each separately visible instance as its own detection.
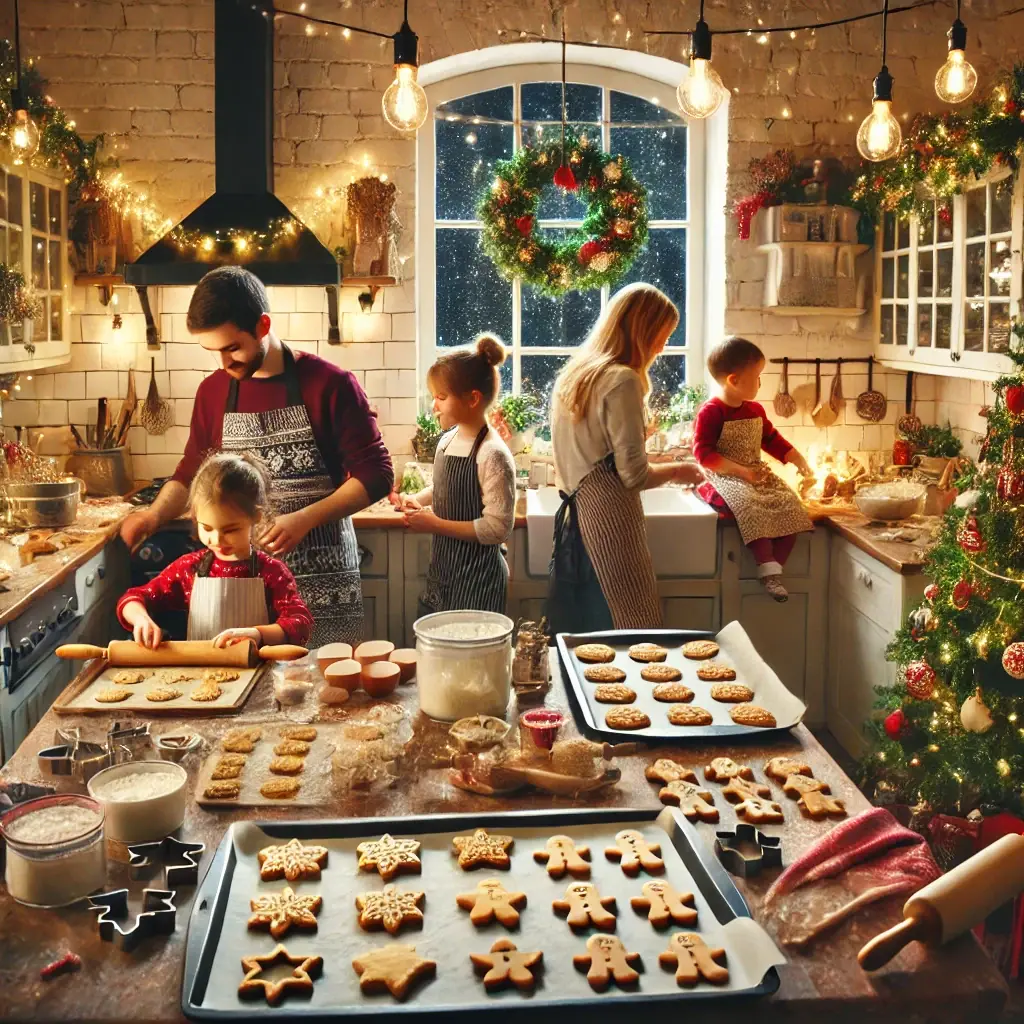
[765,306,866,317]
[756,242,870,256]
[74,273,124,285]
[342,275,397,288]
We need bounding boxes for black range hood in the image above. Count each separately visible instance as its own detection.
[125,0,339,287]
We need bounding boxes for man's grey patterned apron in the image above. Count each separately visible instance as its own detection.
[220,345,364,647]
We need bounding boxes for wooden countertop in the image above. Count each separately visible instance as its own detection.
[820,514,936,575]
[0,655,1008,1023]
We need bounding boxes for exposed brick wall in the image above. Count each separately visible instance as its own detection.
[4,0,1023,476]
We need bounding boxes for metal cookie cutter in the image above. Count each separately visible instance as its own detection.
[88,889,177,952]
[128,836,206,889]
[39,727,112,785]
[714,822,783,878]
[107,721,152,763]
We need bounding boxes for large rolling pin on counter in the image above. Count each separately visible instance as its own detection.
[56,639,308,667]
[859,833,1024,970]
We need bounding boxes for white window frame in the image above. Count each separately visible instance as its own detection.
[416,44,708,405]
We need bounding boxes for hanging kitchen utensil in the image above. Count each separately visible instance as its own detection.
[828,358,845,416]
[139,358,174,436]
[773,357,797,418]
[855,358,887,422]
[811,359,838,428]
[896,372,922,438]
[113,367,138,448]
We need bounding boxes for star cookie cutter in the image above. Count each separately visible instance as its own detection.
[88,889,177,952]
[127,836,206,889]
[713,822,782,878]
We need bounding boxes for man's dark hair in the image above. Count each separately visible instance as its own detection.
[706,336,765,382]
[186,266,271,335]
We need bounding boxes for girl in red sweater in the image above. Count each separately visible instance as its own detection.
[118,452,312,648]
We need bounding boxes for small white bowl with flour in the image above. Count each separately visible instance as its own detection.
[88,761,187,843]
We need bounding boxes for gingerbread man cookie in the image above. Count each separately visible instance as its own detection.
[657,780,719,822]
[764,756,812,782]
[630,880,698,928]
[533,835,591,878]
[782,773,830,798]
[552,882,617,931]
[645,759,697,784]
[703,757,754,782]
[658,932,729,987]
[573,935,641,991]
[733,792,785,824]
[798,790,847,819]
[721,775,772,803]
[605,829,664,876]
[470,939,543,993]
[456,879,527,928]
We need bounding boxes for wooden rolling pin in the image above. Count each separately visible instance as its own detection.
[858,833,1024,971]
[56,639,308,667]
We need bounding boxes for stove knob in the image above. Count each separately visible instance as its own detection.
[17,638,33,658]
[30,629,46,645]
[57,607,73,624]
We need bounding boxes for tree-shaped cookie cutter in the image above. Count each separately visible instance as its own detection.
[713,822,782,878]
[127,836,206,888]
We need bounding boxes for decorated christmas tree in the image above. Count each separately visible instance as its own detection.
[862,320,1024,815]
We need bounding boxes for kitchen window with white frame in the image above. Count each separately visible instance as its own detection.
[416,60,704,422]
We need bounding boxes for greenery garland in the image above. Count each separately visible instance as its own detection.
[478,131,648,296]
[850,64,1024,224]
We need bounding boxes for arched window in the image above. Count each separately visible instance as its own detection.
[417,45,714,416]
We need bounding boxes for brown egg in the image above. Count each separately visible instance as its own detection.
[317,642,353,675]
[324,658,361,692]
[361,661,400,698]
[354,640,396,666]
[388,648,417,683]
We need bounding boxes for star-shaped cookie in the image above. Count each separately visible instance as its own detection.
[471,938,544,992]
[356,833,422,881]
[356,884,425,934]
[248,886,322,939]
[238,944,322,1005]
[452,828,514,870]
[258,838,329,882]
[352,944,437,1001]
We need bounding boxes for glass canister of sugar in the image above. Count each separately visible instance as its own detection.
[0,794,107,908]
[414,610,514,722]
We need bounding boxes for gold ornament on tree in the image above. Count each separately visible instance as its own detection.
[347,177,399,277]
[960,686,994,733]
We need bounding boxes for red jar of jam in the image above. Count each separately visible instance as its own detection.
[892,439,913,466]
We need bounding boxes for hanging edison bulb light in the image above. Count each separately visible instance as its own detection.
[382,2,428,132]
[935,1,977,104]
[856,1,902,162]
[7,0,40,166]
[677,1,726,119]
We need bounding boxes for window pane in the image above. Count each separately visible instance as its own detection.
[990,239,1012,297]
[966,187,986,237]
[882,213,896,251]
[523,125,593,221]
[34,296,46,340]
[897,219,910,249]
[964,301,984,351]
[49,294,62,341]
[611,101,687,220]
[0,172,7,222]
[917,210,934,247]
[7,175,22,226]
[436,87,513,221]
[8,226,21,270]
[880,305,894,345]
[522,284,601,348]
[47,188,61,235]
[936,248,953,297]
[31,234,46,289]
[937,210,953,243]
[522,83,601,123]
[965,242,985,297]
[935,304,951,349]
[990,303,1010,353]
[991,178,1012,234]
[435,228,512,347]
[649,354,686,407]
[48,240,61,290]
[613,228,686,346]
[29,182,45,232]
[522,354,570,413]
[896,304,908,346]
[917,251,933,298]
[896,254,909,298]
[611,91,683,124]
[917,306,932,348]
[882,257,894,299]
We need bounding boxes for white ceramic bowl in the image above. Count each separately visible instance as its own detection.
[87,761,187,843]
[854,482,927,521]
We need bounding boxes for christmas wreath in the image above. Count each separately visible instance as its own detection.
[478,132,648,296]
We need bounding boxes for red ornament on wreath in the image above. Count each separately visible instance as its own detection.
[577,239,608,265]
[951,578,972,610]
[1002,642,1024,680]
[1006,384,1024,417]
[516,215,534,238]
[904,660,936,700]
[883,707,909,740]
[924,583,940,604]
[957,515,986,554]
[553,164,578,191]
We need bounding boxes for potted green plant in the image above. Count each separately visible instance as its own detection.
[908,423,963,477]
[12,287,43,350]
[494,392,542,454]
[411,410,442,463]
[0,265,36,348]
[656,383,708,445]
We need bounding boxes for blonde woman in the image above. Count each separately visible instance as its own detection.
[548,283,703,633]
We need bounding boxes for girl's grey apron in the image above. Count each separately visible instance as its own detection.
[186,550,270,641]
[703,418,812,544]
[547,455,662,633]
[220,345,363,647]
[419,425,508,615]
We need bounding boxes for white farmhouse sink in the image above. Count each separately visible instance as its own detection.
[525,485,718,578]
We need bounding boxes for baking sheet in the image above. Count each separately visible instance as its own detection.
[557,621,807,743]
[56,661,266,715]
[182,808,784,1020]
[195,723,343,808]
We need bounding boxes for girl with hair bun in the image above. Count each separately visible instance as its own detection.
[392,334,516,614]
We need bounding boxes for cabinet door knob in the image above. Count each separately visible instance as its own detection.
[85,574,95,587]
[727,550,736,562]
[856,568,873,588]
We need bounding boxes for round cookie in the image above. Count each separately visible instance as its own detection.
[584,665,627,683]
[190,684,223,703]
[628,643,668,663]
[682,640,719,660]
[604,707,651,730]
[653,683,694,703]
[640,664,682,683]
[696,663,737,682]
[94,687,132,703]
[203,668,241,683]
[112,670,148,685]
[146,687,183,702]
[575,643,616,664]
[667,704,713,727]
[729,703,777,728]
[710,683,756,703]
[593,684,637,704]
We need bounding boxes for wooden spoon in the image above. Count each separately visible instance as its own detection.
[811,360,838,427]
[773,357,797,418]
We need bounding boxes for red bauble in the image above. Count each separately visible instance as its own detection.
[951,578,972,610]
[553,164,578,191]
[587,175,600,190]
[1006,384,1024,416]
[515,215,534,237]
[957,515,986,554]
[883,707,908,740]
[924,583,940,603]
[1002,642,1024,680]
[904,660,936,700]
[577,239,608,265]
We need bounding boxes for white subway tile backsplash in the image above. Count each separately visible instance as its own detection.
[387,369,418,398]
[344,313,391,343]
[160,287,193,315]
[325,343,385,371]
[37,400,68,424]
[100,339,138,370]
[266,287,297,313]
[86,371,120,399]
[2,401,38,426]
[148,454,182,478]
[293,288,327,314]
[390,313,415,341]
[169,370,206,398]
[384,341,417,370]
[68,400,94,425]
[383,281,415,314]
[388,397,418,425]
[54,373,87,400]
[289,312,324,340]
[363,369,387,398]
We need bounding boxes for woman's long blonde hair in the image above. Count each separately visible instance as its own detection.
[556,283,679,422]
